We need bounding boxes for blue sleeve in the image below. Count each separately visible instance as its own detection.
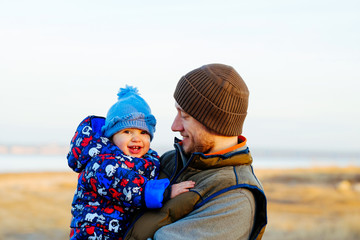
[144,178,170,209]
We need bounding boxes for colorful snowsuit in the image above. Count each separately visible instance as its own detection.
[67,116,169,239]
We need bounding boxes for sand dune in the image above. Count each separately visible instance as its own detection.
[1,167,360,240]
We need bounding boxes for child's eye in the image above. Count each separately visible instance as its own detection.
[123,130,130,134]
[141,130,149,135]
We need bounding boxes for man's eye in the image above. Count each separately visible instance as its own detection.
[181,113,189,119]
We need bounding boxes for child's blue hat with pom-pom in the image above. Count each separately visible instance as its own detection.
[102,85,156,140]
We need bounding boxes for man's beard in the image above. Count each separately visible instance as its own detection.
[183,130,215,155]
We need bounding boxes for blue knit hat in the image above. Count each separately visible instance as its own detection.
[102,85,156,140]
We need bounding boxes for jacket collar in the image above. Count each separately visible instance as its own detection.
[174,136,252,170]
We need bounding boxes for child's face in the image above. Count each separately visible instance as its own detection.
[112,128,151,158]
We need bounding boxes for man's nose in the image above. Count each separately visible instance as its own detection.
[171,115,183,132]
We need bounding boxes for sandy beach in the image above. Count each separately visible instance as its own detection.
[1,167,360,240]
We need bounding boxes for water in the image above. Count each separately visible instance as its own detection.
[0,154,70,173]
[0,154,359,173]
[253,156,360,169]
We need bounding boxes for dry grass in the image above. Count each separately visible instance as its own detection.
[0,167,360,239]
[0,172,77,240]
[255,167,360,240]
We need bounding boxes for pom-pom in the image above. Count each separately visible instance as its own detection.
[117,85,139,100]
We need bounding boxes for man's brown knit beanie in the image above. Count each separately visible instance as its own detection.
[174,63,249,136]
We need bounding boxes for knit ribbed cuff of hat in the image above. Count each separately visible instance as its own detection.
[101,113,156,140]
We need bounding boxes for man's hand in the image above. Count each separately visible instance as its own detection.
[170,181,195,198]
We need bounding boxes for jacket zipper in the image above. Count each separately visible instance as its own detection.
[171,143,193,184]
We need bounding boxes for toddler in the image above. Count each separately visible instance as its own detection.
[67,86,194,239]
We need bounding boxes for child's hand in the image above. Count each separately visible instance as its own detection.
[170,181,195,198]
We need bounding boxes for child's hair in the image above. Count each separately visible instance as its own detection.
[101,85,156,140]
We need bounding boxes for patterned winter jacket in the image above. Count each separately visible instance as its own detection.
[67,116,170,237]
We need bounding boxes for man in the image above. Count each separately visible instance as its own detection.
[124,63,267,240]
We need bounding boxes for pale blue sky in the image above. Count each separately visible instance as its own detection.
[0,0,359,153]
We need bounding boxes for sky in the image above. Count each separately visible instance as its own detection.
[0,0,359,154]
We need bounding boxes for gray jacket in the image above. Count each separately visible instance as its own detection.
[125,139,267,240]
